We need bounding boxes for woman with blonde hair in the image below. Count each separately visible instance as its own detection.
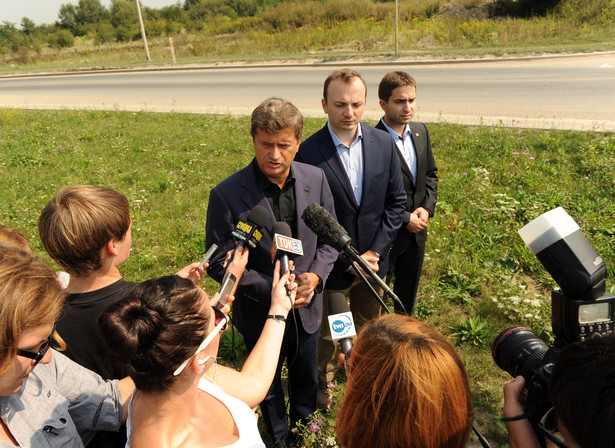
[337,314,474,448]
[0,243,132,447]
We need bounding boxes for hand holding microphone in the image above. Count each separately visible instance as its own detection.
[271,222,305,304]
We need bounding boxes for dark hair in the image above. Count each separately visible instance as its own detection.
[550,333,615,448]
[323,68,366,103]
[250,97,303,141]
[337,314,474,448]
[98,276,209,393]
[378,71,417,102]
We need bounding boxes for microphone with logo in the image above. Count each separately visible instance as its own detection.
[232,205,269,249]
[328,295,357,364]
[271,222,303,295]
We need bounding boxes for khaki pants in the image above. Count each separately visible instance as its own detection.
[317,277,383,383]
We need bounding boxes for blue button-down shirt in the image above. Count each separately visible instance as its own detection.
[327,122,364,205]
[380,120,417,181]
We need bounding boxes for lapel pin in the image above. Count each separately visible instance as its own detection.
[415,132,420,137]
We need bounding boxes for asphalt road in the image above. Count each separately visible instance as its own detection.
[1,53,614,131]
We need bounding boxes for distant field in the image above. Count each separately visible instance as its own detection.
[1,0,614,75]
[1,108,613,446]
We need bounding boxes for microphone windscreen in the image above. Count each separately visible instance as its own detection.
[302,203,347,248]
[248,205,270,228]
[272,221,292,237]
[329,293,351,315]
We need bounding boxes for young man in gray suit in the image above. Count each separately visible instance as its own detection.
[376,71,438,316]
[297,69,406,409]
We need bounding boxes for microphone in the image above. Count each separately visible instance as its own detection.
[232,205,269,249]
[328,294,356,357]
[271,222,304,276]
[302,203,403,313]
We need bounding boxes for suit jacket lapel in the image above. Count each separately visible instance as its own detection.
[293,163,312,240]
[316,127,358,208]
[377,119,415,187]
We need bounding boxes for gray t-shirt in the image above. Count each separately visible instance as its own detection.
[0,350,122,447]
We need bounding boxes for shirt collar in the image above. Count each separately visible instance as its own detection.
[252,158,295,191]
[380,118,410,140]
[327,121,363,148]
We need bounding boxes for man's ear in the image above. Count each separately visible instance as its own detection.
[321,98,327,114]
[105,237,119,257]
[379,99,387,113]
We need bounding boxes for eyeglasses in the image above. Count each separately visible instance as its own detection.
[173,306,227,376]
[537,407,571,448]
[17,325,58,367]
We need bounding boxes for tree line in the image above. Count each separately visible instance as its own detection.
[0,0,563,57]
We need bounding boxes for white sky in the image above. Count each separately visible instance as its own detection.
[1,0,182,26]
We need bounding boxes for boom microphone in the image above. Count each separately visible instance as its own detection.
[328,294,356,357]
[302,203,403,313]
[271,222,304,276]
[233,205,269,249]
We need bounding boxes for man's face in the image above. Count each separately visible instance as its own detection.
[322,77,366,135]
[253,127,300,187]
[379,85,417,128]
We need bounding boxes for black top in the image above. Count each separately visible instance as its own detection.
[253,160,297,236]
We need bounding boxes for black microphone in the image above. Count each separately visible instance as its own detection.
[271,222,304,276]
[328,294,356,357]
[302,203,403,313]
[232,205,269,249]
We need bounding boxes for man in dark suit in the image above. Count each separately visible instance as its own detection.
[205,98,338,447]
[376,71,438,316]
[296,69,406,408]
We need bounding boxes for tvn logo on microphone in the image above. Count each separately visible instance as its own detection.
[274,234,304,256]
[328,312,356,342]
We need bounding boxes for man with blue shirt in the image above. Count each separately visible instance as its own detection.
[297,69,406,409]
[375,71,438,316]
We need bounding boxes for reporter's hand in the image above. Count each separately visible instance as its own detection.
[270,259,296,316]
[503,376,542,448]
[176,262,205,284]
[209,291,234,316]
[503,376,526,418]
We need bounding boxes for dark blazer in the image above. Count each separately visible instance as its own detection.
[297,123,406,290]
[205,159,338,340]
[375,120,438,252]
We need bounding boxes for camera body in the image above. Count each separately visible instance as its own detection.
[493,208,614,442]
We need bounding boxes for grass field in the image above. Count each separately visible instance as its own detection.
[1,108,614,447]
[2,0,615,75]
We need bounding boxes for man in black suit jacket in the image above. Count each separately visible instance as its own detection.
[376,71,438,315]
[206,98,338,447]
[297,69,406,407]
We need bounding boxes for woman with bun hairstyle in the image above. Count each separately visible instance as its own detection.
[0,243,132,447]
[337,314,474,448]
[98,246,297,448]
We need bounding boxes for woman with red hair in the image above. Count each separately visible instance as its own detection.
[337,314,474,448]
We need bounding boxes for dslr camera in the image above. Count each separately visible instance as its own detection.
[492,208,614,435]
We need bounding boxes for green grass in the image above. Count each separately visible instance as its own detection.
[1,108,614,447]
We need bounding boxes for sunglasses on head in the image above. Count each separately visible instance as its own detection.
[173,306,227,376]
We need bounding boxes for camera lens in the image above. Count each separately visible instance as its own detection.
[492,326,549,380]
